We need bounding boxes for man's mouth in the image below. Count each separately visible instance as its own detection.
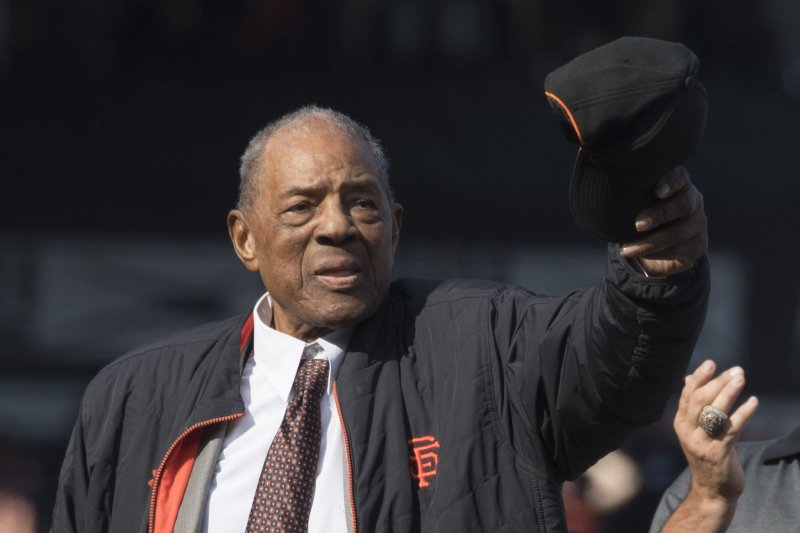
[314,261,362,290]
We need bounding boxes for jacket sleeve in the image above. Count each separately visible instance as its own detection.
[51,374,116,533]
[489,244,710,480]
[51,399,92,532]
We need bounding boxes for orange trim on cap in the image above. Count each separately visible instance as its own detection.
[544,91,584,146]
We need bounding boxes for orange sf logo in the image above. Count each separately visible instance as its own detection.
[408,435,440,489]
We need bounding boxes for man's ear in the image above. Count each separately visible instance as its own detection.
[227,209,260,272]
[391,203,404,252]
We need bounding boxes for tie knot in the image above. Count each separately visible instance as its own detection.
[294,344,329,397]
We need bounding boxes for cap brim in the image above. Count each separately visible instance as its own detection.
[569,151,659,243]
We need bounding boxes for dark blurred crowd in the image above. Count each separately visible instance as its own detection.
[3,0,800,88]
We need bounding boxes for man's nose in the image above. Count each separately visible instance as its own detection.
[314,200,355,244]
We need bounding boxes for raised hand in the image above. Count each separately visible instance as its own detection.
[620,166,707,277]
[661,360,759,533]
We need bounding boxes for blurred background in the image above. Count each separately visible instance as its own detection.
[1,1,799,531]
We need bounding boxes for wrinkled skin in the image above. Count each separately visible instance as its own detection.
[228,118,403,342]
[621,166,708,277]
[676,361,757,501]
[661,361,759,533]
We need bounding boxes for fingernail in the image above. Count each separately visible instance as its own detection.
[620,245,639,257]
[729,366,744,377]
[657,183,670,198]
[635,217,652,232]
[701,360,714,373]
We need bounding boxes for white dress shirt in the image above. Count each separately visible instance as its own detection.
[203,293,351,533]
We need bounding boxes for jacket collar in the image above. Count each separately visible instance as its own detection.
[338,293,399,378]
[762,424,800,463]
[169,313,252,434]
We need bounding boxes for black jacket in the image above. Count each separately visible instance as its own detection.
[52,248,709,532]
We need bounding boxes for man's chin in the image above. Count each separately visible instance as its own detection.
[311,291,382,330]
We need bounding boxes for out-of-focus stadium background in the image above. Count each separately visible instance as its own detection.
[1,1,799,531]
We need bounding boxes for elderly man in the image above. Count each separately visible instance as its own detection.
[52,105,709,533]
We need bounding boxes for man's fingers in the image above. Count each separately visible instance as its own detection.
[709,368,747,415]
[654,166,691,199]
[632,233,708,262]
[635,186,704,233]
[619,166,708,278]
[677,360,716,422]
[621,209,707,258]
[687,367,742,425]
[726,396,759,442]
[681,360,716,406]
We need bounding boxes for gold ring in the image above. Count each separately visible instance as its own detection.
[698,405,728,437]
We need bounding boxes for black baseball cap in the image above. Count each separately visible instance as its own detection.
[544,36,708,243]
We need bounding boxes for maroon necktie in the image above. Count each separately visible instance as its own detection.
[246,344,329,532]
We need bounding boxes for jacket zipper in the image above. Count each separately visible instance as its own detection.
[333,381,358,533]
[147,412,243,533]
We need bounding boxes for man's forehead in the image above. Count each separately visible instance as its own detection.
[270,115,356,148]
[263,118,378,173]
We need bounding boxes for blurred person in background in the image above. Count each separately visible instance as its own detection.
[562,449,642,533]
[0,438,41,533]
[0,492,36,533]
[51,104,709,533]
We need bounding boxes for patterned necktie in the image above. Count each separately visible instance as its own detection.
[246,344,329,532]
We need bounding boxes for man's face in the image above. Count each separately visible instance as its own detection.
[231,119,402,341]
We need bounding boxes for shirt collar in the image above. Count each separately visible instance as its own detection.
[252,292,352,401]
[762,424,800,463]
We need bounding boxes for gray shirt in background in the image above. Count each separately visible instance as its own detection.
[649,425,800,533]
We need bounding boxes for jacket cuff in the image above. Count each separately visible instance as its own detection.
[607,243,710,305]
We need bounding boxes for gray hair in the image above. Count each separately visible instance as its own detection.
[237,105,393,212]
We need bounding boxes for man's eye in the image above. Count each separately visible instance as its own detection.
[288,203,312,213]
[354,198,378,210]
